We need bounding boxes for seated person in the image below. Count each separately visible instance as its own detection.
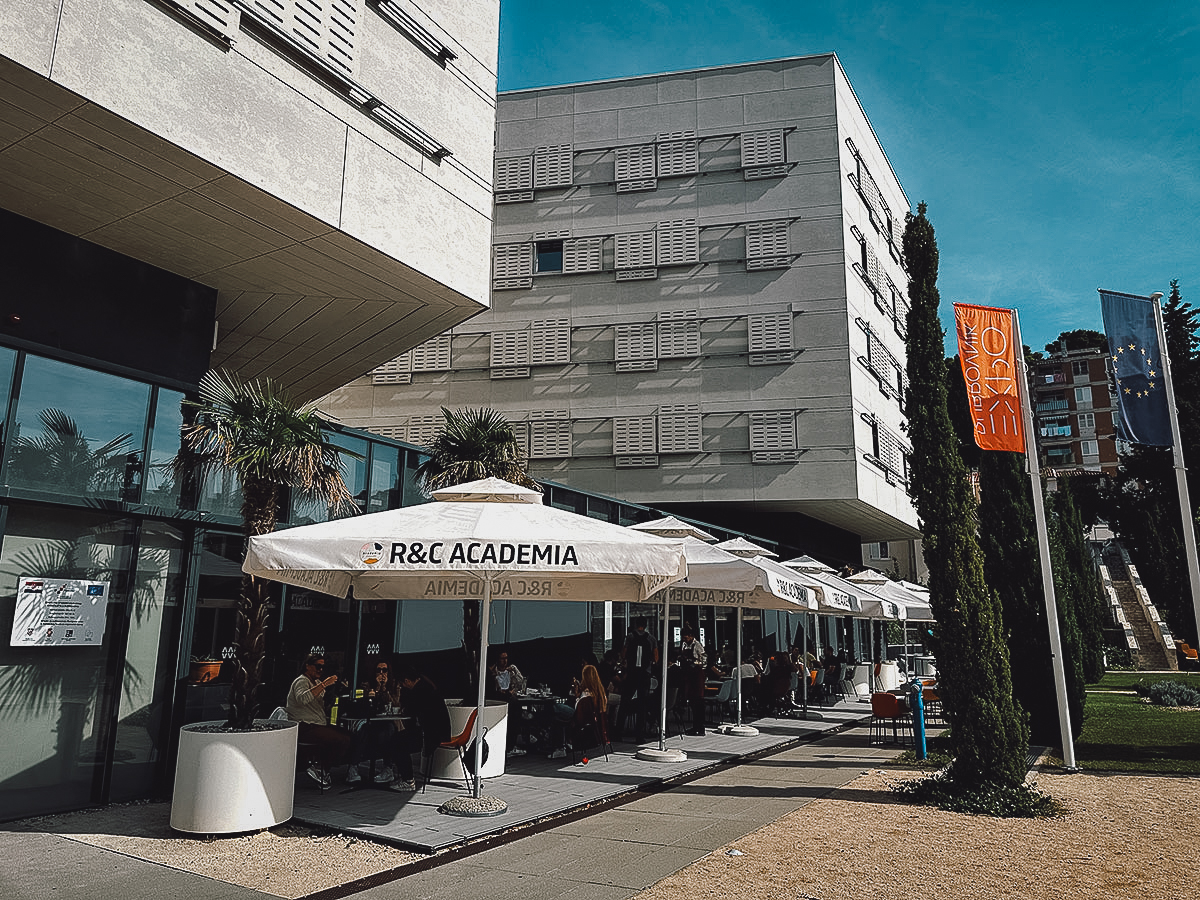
[488,649,527,701]
[286,655,351,787]
[390,665,452,791]
[346,659,405,784]
[570,664,609,754]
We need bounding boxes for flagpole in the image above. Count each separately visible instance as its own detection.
[1013,311,1078,771]
[1149,292,1200,646]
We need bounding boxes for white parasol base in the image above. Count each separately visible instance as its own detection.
[635,747,687,762]
[716,724,759,736]
[438,795,508,817]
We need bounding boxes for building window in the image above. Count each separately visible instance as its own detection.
[748,313,794,365]
[1078,412,1096,430]
[745,220,791,270]
[1071,360,1090,376]
[536,240,564,273]
[1074,386,1093,406]
[658,405,702,453]
[749,410,799,463]
[1080,439,1099,458]
[869,541,890,560]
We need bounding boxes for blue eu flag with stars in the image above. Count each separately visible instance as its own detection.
[1099,290,1172,447]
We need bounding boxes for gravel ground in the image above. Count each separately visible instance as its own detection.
[15,763,1199,899]
[633,767,1200,900]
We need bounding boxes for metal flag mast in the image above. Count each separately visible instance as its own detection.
[1148,292,1200,646]
[1012,310,1078,771]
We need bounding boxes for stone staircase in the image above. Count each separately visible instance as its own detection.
[1101,543,1176,671]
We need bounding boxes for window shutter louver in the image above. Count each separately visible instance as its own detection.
[613,417,658,455]
[615,144,657,193]
[750,411,799,463]
[371,353,411,384]
[614,231,657,280]
[533,144,574,189]
[247,0,360,78]
[529,319,571,365]
[495,155,534,202]
[490,330,530,379]
[492,243,533,290]
[562,237,604,274]
[406,415,441,447]
[410,334,451,371]
[658,405,702,453]
[168,0,241,39]
[741,130,788,179]
[528,410,571,458]
[745,220,791,270]
[614,323,658,372]
[656,131,698,177]
[655,220,699,266]
[657,310,701,358]
[748,313,794,365]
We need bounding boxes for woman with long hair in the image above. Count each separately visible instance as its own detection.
[577,664,608,714]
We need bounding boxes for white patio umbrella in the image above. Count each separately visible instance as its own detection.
[714,536,779,558]
[627,533,817,753]
[848,571,935,672]
[630,516,717,542]
[244,477,688,813]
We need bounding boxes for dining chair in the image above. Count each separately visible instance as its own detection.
[421,708,479,793]
[869,692,912,745]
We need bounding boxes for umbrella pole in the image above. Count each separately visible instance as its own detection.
[473,578,492,799]
[735,607,743,726]
[658,597,670,752]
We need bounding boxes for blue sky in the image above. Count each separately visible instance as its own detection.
[497,1,1200,355]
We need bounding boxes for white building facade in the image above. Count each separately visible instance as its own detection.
[322,54,919,562]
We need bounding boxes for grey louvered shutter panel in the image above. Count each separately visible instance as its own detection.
[371,353,411,384]
[247,0,361,78]
[491,330,530,378]
[171,0,241,38]
[614,231,657,280]
[530,319,571,365]
[864,240,882,291]
[749,411,799,463]
[562,237,603,274]
[657,310,700,359]
[615,144,657,192]
[533,145,574,188]
[748,313,794,365]
[741,130,787,179]
[406,415,441,447]
[658,405,702,453]
[745,220,791,270]
[656,132,698,177]
[529,411,571,458]
[656,220,699,266]
[614,323,658,372]
[410,334,452,371]
[860,167,886,225]
[495,156,533,202]
[877,426,906,479]
[492,243,533,290]
[894,292,910,339]
[613,417,657,455]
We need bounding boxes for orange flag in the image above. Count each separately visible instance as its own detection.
[953,303,1025,452]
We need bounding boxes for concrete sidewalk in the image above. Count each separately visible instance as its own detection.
[0,722,903,900]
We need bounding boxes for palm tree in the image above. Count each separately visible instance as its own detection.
[415,407,541,493]
[414,408,539,698]
[173,369,356,729]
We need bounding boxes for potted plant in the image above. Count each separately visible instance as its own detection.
[188,655,224,684]
[169,369,356,834]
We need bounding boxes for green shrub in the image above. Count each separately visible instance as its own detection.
[892,774,1064,818]
[1147,680,1200,707]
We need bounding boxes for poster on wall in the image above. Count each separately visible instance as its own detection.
[9,577,110,647]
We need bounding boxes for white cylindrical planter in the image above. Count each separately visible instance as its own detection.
[877,661,900,691]
[170,719,298,834]
[434,700,507,779]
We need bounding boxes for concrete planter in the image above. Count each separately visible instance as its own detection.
[433,700,508,780]
[170,719,298,834]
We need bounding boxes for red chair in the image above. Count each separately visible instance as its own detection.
[422,708,479,793]
[869,692,912,745]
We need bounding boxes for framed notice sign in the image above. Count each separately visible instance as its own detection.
[10,578,110,647]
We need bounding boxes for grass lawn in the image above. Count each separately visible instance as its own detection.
[1074,671,1200,775]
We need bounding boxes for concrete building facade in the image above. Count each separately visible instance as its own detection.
[322,54,920,563]
[1031,347,1120,478]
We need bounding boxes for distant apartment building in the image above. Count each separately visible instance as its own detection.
[1031,347,1120,477]
[320,54,920,565]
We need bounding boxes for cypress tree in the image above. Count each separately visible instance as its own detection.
[1053,477,1106,685]
[904,202,1029,788]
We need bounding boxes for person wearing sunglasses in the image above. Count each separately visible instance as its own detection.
[285,655,350,787]
[346,661,404,785]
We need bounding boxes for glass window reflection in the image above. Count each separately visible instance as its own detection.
[144,389,186,509]
[289,433,366,525]
[4,355,149,502]
[367,443,400,513]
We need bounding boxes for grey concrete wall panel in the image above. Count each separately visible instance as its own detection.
[537,89,574,118]
[617,103,697,139]
[570,109,619,145]
[423,0,500,73]
[695,64,785,100]
[696,96,746,132]
[573,80,659,114]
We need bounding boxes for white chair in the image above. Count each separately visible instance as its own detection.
[706,679,735,725]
